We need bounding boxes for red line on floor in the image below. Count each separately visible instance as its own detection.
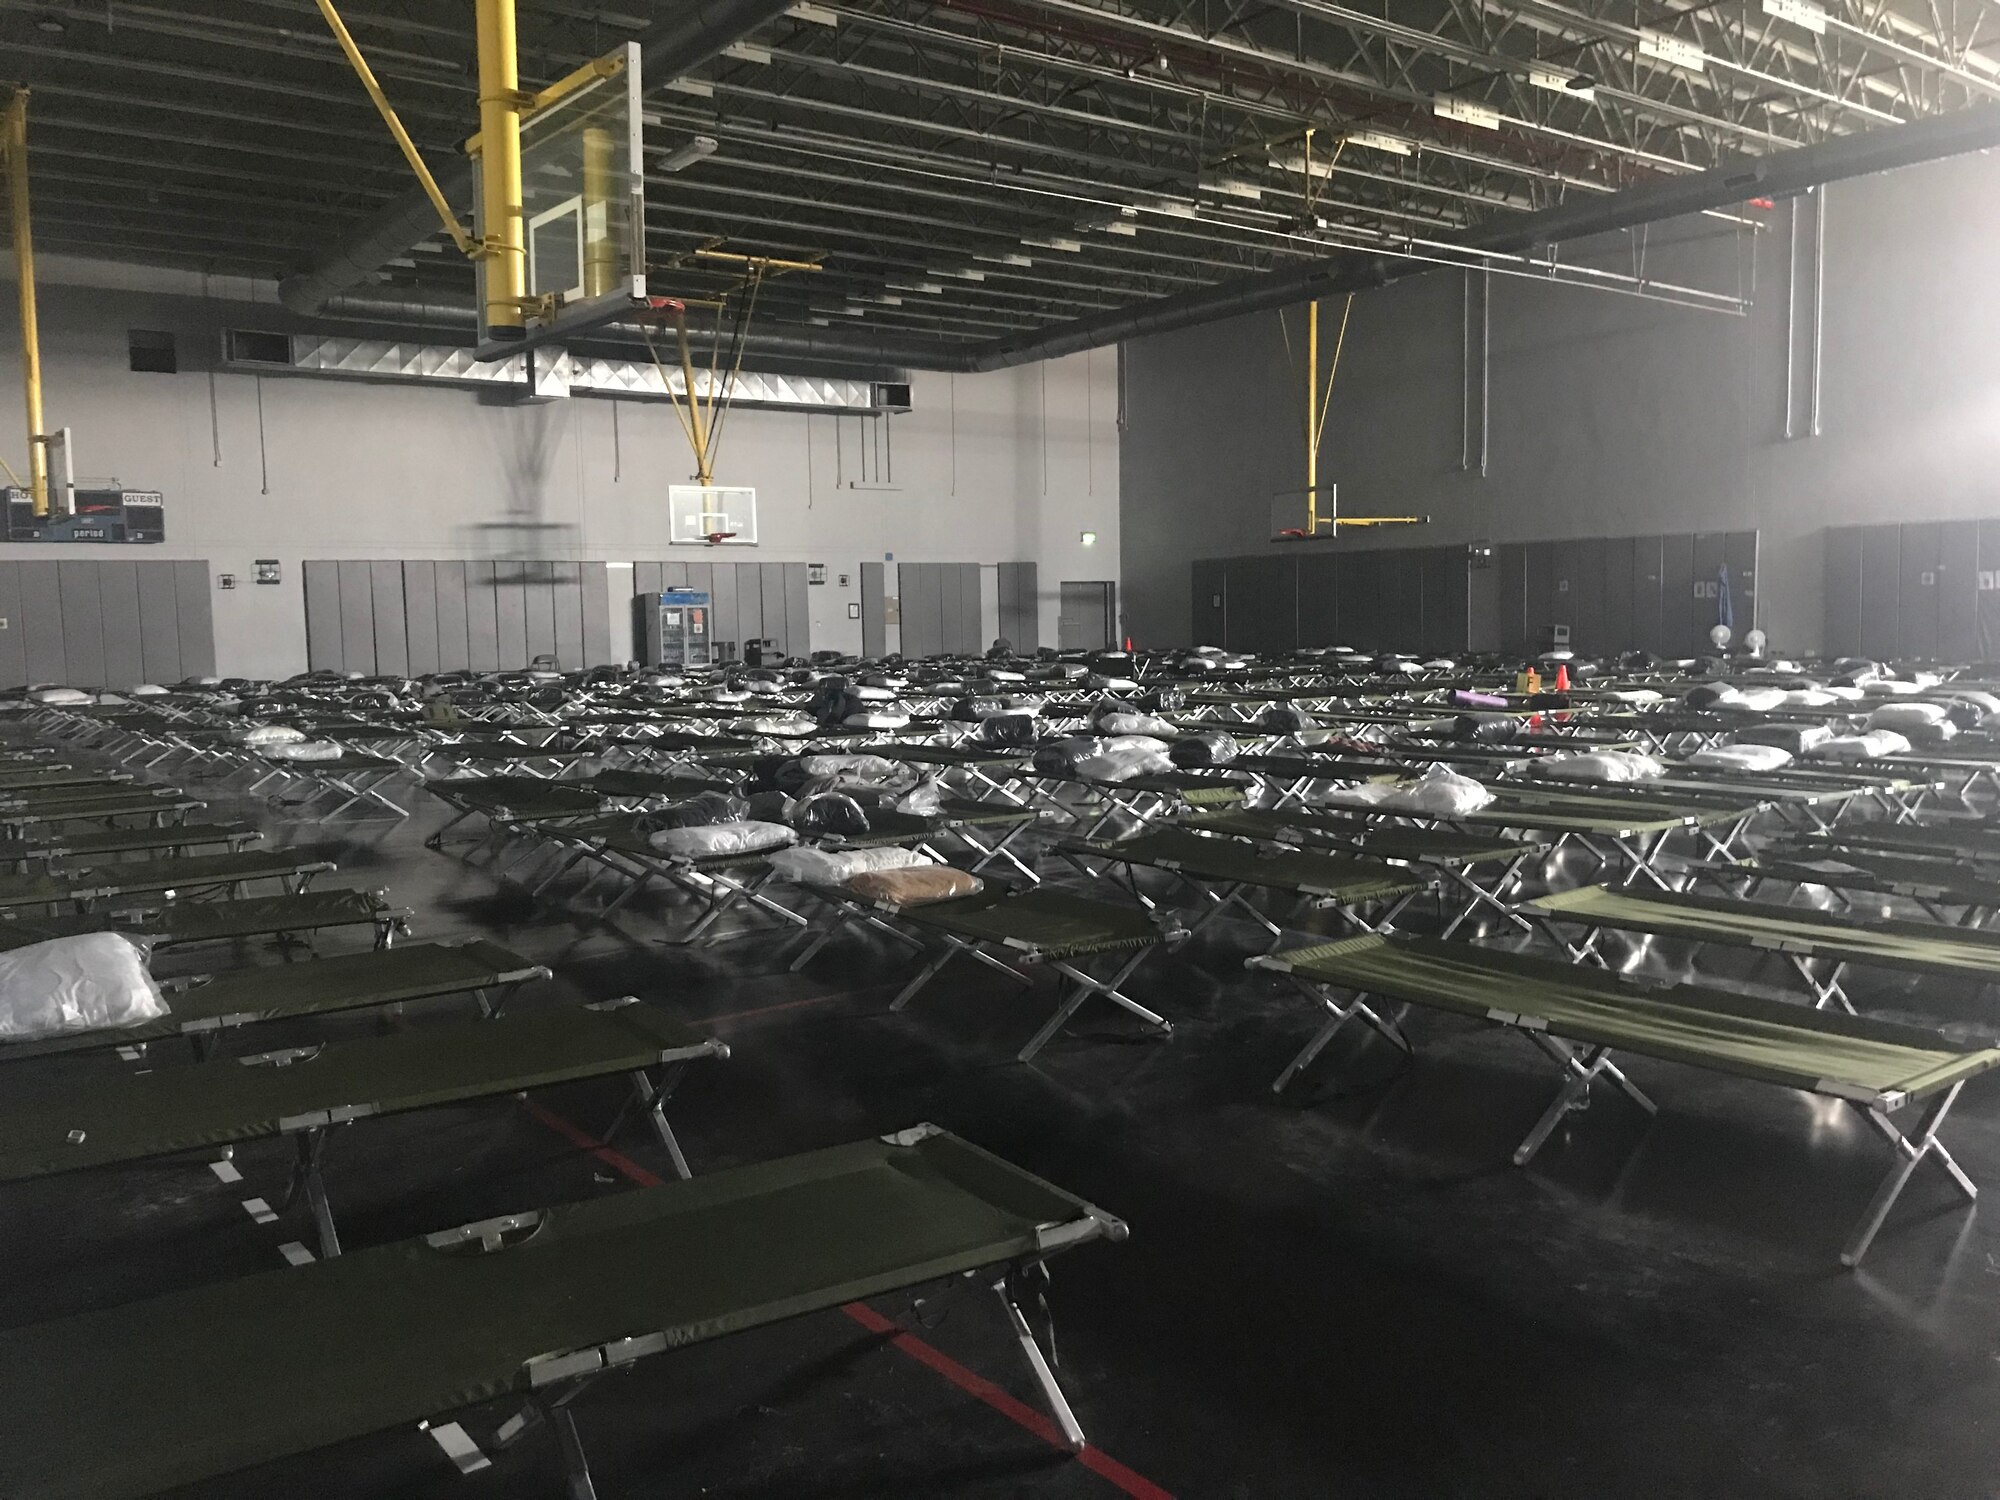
[521,1100,1174,1500]
[689,982,899,1027]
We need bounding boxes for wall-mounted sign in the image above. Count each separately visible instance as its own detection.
[255,560,281,585]
[217,574,237,590]
[808,562,827,585]
[847,602,861,619]
[837,573,851,587]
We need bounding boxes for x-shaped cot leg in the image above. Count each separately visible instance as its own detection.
[1270,979,1411,1093]
[1788,953,1854,1013]
[996,1267,1086,1451]
[1842,1082,1975,1267]
[1018,949,1167,1063]
[1512,1033,1656,1167]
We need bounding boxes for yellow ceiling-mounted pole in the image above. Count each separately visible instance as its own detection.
[474,0,527,335]
[3,88,48,518]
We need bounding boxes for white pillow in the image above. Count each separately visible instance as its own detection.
[0,934,166,1041]
[647,820,796,858]
[1688,743,1794,772]
[766,845,932,885]
[234,724,306,746]
[262,739,346,762]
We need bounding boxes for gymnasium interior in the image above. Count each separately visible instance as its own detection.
[5,2,2000,1496]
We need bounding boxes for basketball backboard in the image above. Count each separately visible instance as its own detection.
[669,485,758,546]
[474,42,647,358]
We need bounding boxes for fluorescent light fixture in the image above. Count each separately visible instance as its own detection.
[1201,176,1263,201]
[788,2,839,23]
[887,280,944,294]
[1528,65,1595,100]
[722,41,772,63]
[1761,0,1826,29]
[1638,29,1706,70]
[657,136,717,172]
[1080,531,1098,546]
[1021,235,1082,252]
[1087,219,1137,236]
[663,78,714,98]
[605,560,635,569]
[930,267,986,281]
[973,252,1033,266]
[1143,196,1199,218]
[1435,95,1501,129]
[1348,129,1412,157]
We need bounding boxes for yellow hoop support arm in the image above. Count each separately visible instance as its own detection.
[313,0,476,257]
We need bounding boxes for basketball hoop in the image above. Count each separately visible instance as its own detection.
[704,531,738,546]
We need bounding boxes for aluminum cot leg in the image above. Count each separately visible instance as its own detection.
[1842,1082,1976,1267]
[995,1276,1087,1452]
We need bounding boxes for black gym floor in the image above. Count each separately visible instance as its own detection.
[4,749,1999,1499]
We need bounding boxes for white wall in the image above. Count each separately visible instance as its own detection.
[0,273,1119,677]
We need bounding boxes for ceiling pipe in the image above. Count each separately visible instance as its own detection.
[961,103,2000,370]
[277,0,799,316]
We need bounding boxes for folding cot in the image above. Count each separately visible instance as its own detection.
[1060,826,1425,947]
[861,798,1045,881]
[795,882,1184,1061]
[0,765,128,792]
[0,848,334,913]
[999,764,1248,837]
[1696,847,2000,925]
[247,748,409,819]
[1248,932,2000,1264]
[1522,883,2000,1013]
[0,1125,1123,1500]
[0,940,549,1063]
[424,774,606,850]
[1793,822,2000,867]
[0,821,259,869]
[1185,806,1546,937]
[0,787,204,831]
[855,741,1033,802]
[0,999,724,1257]
[0,888,411,956]
[429,738,600,777]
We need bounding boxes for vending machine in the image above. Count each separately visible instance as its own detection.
[638,589,714,668]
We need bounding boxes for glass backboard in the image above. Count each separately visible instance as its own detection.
[669,485,758,546]
[474,41,646,358]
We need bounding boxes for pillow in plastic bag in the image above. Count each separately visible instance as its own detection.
[843,710,911,730]
[1603,688,1664,704]
[31,687,92,705]
[1687,743,1794,772]
[793,791,871,836]
[261,739,345,762]
[1866,701,1948,732]
[128,684,169,696]
[1683,684,1742,710]
[1734,688,1788,712]
[1097,712,1178,738]
[645,792,752,830]
[844,865,982,906]
[895,774,947,817]
[980,714,1036,748]
[1259,706,1312,734]
[800,754,906,784]
[1812,730,1911,761]
[1532,750,1666,783]
[646,820,796,858]
[234,723,306,745]
[0,933,166,1041]
[1034,737,1102,776]
[767,844,932,885]
[1450,713,1518,743]
[1171,731,1240,768]
[1379,765,1492,815]
[730,716,819,737]
[1735,722,1833,755]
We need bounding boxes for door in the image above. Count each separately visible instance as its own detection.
[860,562,887,658]
[1897,522,1942,661]
[1057,581,1116,650]
[1823,527,1864,659]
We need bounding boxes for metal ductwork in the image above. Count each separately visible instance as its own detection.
[312,290,973,376]
[962,103,2000,371]
[277,0,800,317]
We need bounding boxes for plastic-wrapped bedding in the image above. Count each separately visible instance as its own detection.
[1733,687,1789,712]
[128,684,169,697]
[1735,722,1833,755]
[261,739,346,762]
[233,724,307,746]
[1319,781,1398,808]
[1096,712,1179,738]
[1603,689,1664,704]
[1865,701,1948,732]
[844,865,982,906]
[793,792,871,837]
[645,792,752,830]
[800,754,909,787]
[730,715,820,737]
[1812,730,1912,761]
[766,844,933,885]
[0,933,167,1041]
[30,688,93,706]
[1531,749,1667,783]
[980,714,1036,748]
[1687,743,1794,772]
[1683,684,1743,710]
[646,820,796,858]
[1259,706,1312,734]
[843,709,911,730]
[1034,737,1104,776]
[1073,737,1174,783]
[1450,712,1518,743]
[1171,731,1240,768]
[1380,765,1492,815]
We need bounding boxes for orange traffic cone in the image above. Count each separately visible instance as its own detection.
[1554,663,1570,692]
